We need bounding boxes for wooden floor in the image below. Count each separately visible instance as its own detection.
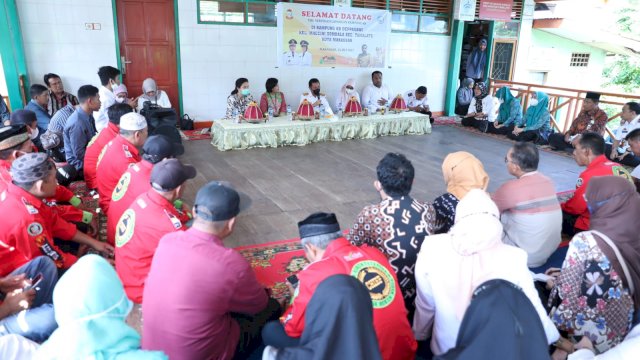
[179,125,582,247]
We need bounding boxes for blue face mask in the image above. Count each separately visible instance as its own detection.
[241,89,250,96]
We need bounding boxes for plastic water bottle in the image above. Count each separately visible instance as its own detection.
[320,104,326,118]
[268,106,274,120]
[286,105,292,121]
[232,109,239,123]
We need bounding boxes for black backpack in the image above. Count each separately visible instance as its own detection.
[179,114,194,130]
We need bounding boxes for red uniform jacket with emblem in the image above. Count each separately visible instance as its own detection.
[84,122,119,190]
[1,159,85,223]
[282,237,417,360]
[96,135,141,214]
[561,155,632,230]
[106,160,153,246]
[115,189,188,303]
[0,183,78,276]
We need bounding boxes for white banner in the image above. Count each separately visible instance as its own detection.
[453,0,477,21]
[277,3,391,68]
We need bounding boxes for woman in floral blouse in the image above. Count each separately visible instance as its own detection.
[549,176,640,358]
[225,78,254,119]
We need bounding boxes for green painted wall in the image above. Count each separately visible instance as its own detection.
[0,0,29,110]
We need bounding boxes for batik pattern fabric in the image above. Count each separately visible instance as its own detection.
[347,196,435,315]
[225,94,255,119]
[549,231,634,354]
[431,193,460,234]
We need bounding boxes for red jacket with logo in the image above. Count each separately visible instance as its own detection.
[282,237,417,360]
[84,122,119,190]
[0,183,78,276]
[115,189,187,303]
[562,155,632,230]
[96,135,141,214]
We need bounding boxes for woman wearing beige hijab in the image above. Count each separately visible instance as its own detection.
[137,78,172,112]
[335,78,360,112]
[413,189,559,356]
[432,151,489,233]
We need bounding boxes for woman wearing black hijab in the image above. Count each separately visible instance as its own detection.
[262,275,382,360]
[435,279,550,360]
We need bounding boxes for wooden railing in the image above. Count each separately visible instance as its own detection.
[488,79,640,137]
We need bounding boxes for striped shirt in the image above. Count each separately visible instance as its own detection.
[47,91,78,117]
[492,171,562,267]
[48,104,76,135]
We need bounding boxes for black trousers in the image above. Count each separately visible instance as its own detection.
[507,130,539,142]
[233,298,282,359]
[548,133,574,151]
[487,123,514,135]
[261,320,301,349]
[455,104,469,116]
[604,143,640,167]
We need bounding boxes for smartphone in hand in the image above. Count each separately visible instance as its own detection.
[23,273,43,292]
[286,274,299,288]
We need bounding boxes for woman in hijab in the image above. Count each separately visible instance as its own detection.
[335,78,361,112]
[486,86,522,136]
[435,279,551,360]
[461,82,496,131]
[548,176,640,357]
[113,84,129,104]
[36,255,167,359]
[465,38,487,82]
[260,78,287,116]
[413,190,559,356]
[508,91,552,143]
[455,78,474,116]
[137,78,171,112]
[431,151,489,234]
[263,275,382,360]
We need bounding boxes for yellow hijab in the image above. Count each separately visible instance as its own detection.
[442,152,489,199]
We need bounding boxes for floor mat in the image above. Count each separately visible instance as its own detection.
[433,116,459,125]
[68,181,107,242]
[180,128,212,141]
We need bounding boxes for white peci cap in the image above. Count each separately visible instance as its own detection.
[119,112,147,131]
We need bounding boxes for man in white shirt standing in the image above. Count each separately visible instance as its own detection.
[94,66,136,132]
[606,101,640,167]
[361,71,392,112]
[298,40,312,66]
[404,86,433,123]
[282,39,299,66]
[299,78,333,115]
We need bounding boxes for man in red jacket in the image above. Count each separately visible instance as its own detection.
[106,135,185,245]
[115,158,196,303]
[263,212,417,360]
[96,112,147,214]
[0,153,113,276]
[562,132,632,234]
[83,103,133,190]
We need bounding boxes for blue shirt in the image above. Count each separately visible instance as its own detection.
[63,107,97,170]
[25,99,51,129]
[48,104,76,134]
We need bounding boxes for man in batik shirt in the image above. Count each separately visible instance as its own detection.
[348,153,434,321]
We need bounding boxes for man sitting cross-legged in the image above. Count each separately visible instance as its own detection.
[348,153,434,321]
[263,212,417,360]
[491,142,562,271]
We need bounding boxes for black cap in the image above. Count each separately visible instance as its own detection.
[300,40,309,46]
[288,39,297,45]
[10,109,37,126]
[143,135,184,163]
[586,92,601,101]
[194,181,251,222]
[298,212,340,239]
[0,125,30,151]
[150,158,196,192]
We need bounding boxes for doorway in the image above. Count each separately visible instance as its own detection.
[115,0,180,112]
[459,20,491,82]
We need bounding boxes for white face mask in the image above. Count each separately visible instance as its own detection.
[529,99,539,107]
[115,97,126,103]
[346,88,354,94]
[30,127,39,140]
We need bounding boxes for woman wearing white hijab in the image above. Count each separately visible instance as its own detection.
[335,78,360,112]
[137,78,171,112]
[413,189,559,356]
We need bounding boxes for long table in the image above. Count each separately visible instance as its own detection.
[210,111,431,151]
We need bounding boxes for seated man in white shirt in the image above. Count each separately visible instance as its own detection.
[299,78,333,116]
[605,101,640,167]
[626,128,640,192]
[95,66,137,132]
[404,86,433,123]
[361,71,392,112]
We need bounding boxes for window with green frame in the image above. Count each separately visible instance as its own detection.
[198,0,334,26]
[351,0,451,34]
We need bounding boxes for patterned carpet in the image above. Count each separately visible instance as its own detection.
[68,181,107,242]
[180,128,212,141]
